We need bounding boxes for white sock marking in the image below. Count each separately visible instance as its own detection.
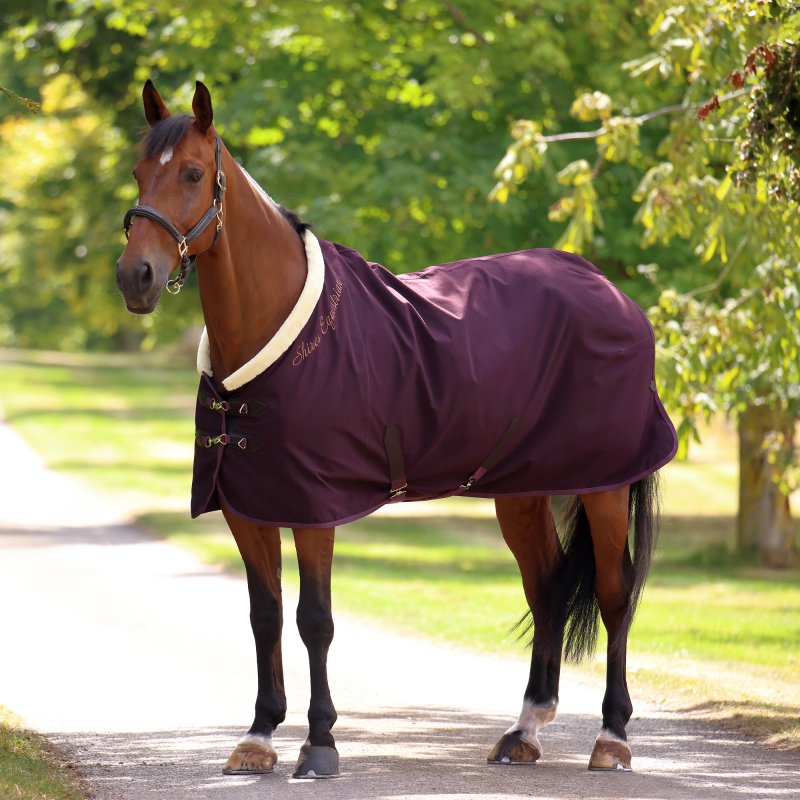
[505,699,558,745]
[237,732,274,749]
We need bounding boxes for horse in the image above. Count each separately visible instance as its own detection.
[116,80,677,779]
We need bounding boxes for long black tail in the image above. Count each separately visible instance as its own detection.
[559,473,661,662]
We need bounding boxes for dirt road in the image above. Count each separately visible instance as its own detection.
[0,419,798,800]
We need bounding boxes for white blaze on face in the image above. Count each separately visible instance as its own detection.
[159,147,174,166]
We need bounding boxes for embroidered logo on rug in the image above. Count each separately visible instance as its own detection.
[292,278,344,367]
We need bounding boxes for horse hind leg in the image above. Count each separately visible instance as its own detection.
[488,496,565,765]
[581,480,657,772]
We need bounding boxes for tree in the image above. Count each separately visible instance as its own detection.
[490,0,800,566]
[2,0,662,348]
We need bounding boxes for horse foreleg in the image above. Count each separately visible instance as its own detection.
[488,496,564,765]
[582,487,635,771]
[292,526,339,779]
[221,502,285,775]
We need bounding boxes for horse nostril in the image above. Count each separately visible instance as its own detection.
[137,261,154,289]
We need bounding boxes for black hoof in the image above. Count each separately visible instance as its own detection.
[292,743,340,779]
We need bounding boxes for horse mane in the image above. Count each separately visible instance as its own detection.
[139,116,311,236]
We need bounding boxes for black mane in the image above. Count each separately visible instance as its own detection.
[139,116,310,235]
[278,206,312,236]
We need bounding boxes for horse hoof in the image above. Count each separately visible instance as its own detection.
[222,736,277,775]
[292,743,340,779]
[588,735,632,771]
[487,732,542,765]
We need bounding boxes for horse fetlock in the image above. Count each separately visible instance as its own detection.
[588,729,632,771]
[222,733,278,775]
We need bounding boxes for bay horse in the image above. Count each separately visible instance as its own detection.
[116,81,677,778]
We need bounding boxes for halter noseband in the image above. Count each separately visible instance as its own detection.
[123,134,226,294]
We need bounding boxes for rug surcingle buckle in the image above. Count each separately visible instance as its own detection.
[459,476,477,493]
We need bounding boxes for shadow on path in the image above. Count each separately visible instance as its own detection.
[53,706,800,800]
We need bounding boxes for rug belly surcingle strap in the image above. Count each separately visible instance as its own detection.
[383,417,522,502]
[457,417,522,494]
[383,426,407,502]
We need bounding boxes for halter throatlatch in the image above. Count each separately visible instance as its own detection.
[123,134,226,294]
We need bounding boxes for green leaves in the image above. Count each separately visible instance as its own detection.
[548,160,602,253]
[489,0,800,496]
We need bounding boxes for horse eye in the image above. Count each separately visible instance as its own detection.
[187,169,204,184]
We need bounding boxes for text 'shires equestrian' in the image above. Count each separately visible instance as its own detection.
[292,278,344,367]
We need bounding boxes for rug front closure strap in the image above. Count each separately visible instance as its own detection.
[196,430,262,451]
[199,391,267,417]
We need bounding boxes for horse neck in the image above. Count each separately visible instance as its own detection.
[196,153,307,382]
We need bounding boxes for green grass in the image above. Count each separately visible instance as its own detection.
[0,708,85,800]
[0,348,197,511]
[2,348,799,751]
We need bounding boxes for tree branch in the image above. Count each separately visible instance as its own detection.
[686,235,750,299]
[536,87,753,144]
[442,1,488,45]
[0,85,40,114]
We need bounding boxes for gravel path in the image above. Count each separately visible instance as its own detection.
[0,419,798,799]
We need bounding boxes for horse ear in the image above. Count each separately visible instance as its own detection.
[142,79,170,127]
[192,81,214,135]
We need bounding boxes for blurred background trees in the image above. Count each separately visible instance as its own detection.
[490,0,800,565]
[1,0,797,564]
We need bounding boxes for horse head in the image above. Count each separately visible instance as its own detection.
[116,80,224,313]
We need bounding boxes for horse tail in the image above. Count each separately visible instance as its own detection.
[626,471,661,627]
[560,472,661,663]
[559,495,599,662]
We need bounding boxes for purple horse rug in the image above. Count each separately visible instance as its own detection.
[192,232,678,528]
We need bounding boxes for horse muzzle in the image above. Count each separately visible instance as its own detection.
[116,257,167,314]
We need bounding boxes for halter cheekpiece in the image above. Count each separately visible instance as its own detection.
[123,134,226,294]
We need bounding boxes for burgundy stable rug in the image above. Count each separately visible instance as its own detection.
[192,232,678,528]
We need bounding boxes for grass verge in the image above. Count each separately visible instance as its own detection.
[0,708,85,800]
[2,348,799,751]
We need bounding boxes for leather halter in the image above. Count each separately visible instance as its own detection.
[123,134,226,294]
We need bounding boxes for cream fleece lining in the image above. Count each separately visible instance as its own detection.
[196,230,325,391]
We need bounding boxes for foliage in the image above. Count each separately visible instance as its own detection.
[1,0,679,349]
[490,1,800,485]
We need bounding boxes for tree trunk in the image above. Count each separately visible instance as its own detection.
[737,404,796,568]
